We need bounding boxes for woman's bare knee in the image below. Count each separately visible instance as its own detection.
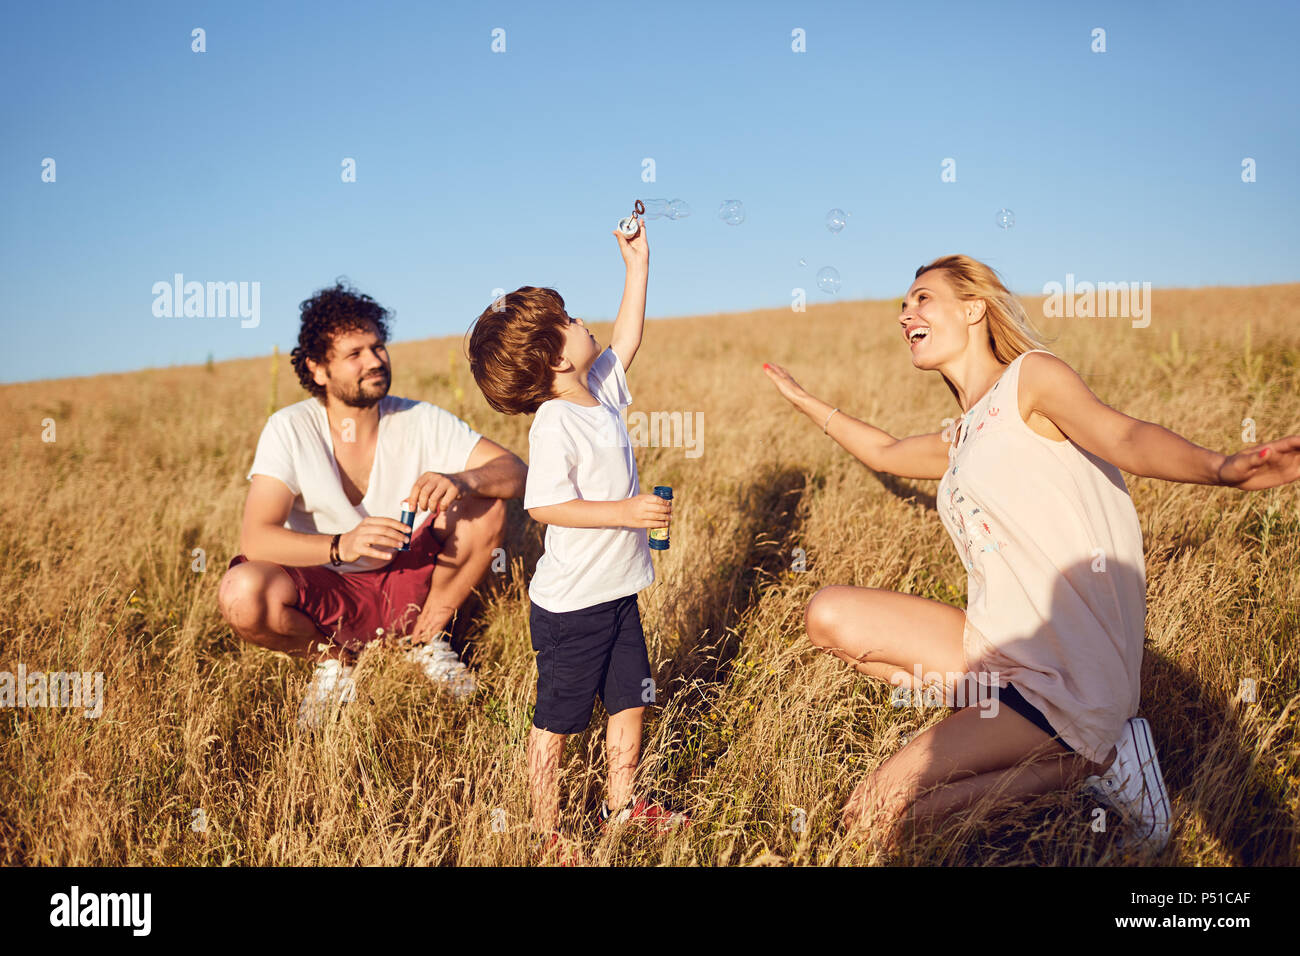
[805,586,849,648]
[843,768,912,836]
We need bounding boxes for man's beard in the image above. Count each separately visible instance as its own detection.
[329,369,391,408]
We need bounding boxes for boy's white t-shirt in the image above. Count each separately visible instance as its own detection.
[524,345,655,613]
[247,395,483,573]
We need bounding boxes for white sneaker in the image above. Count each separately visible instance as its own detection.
[298,658,356,730]
[1083,717,1171,853]
[406,636,476,698]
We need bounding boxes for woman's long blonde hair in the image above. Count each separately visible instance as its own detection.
[912,254,1051,403]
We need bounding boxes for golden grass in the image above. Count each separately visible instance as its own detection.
[2,284,1298,865]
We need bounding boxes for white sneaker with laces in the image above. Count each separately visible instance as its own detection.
[298,658,356,730]
[406,636,476,698]
[1083,716,1171,853]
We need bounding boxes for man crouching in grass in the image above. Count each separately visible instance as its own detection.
[217,280,526,728]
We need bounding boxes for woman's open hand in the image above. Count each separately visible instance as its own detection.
[763,362,811,409]
[1218,435,1300,490]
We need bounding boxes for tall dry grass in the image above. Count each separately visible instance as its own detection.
[1,284,1298,865]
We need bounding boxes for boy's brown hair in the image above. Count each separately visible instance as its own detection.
[466,286,569,415]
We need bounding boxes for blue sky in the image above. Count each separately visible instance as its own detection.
[2,0,1297,383]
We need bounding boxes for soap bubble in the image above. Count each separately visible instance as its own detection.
[717,199,745,226]
[798,257,807,267]
[825,208,847,233]
[816,266,841,294]
[995,208,1015,230]
[642,198,689,220]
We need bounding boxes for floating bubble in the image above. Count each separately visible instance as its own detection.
[641,198,689,220]
[825,208,847,233]
[816,266,841,294]
[717,199,745,226]
[798,257,807,267]
[996,208,1015,230]
[641,198,670,220]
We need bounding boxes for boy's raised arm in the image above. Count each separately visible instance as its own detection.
[609,222,649,372]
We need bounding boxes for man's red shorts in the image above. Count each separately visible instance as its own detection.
[229,513,441,652]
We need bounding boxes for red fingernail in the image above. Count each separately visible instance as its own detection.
[1259,448,1268,458]
[762,363,770,371]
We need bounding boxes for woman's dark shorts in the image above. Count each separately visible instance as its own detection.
[529,593,651,734]
[999,682,1076,754]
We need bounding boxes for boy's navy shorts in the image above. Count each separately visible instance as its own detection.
[529,593,651,734]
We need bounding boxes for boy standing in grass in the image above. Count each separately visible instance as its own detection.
[467,222,686,850]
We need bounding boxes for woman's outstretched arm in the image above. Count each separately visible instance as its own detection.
[1021,351,1300,490]
[763,362,949,480]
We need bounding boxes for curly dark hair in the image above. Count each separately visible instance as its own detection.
[466,286,569,415]
[290,280,393,400]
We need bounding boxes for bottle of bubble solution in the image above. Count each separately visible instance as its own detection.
[649,486,672,551]
[399,500,415,552]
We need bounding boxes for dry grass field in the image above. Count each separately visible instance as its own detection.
[2,283,1298,866]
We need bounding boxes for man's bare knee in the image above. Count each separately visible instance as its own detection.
[469,496,507,544]
[457,496,507,552]
[483,496,507,542]
[218,565,266,633]
[219,562,296,637]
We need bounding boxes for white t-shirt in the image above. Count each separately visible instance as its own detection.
[524,345,655,613]
[247,395,483,573]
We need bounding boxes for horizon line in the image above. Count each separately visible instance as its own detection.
[6,278,1298,389]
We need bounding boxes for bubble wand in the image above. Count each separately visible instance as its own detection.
[617,199,646,239]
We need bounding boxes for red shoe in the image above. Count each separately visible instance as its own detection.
[531,831,580,866]
[600,799,690,832]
